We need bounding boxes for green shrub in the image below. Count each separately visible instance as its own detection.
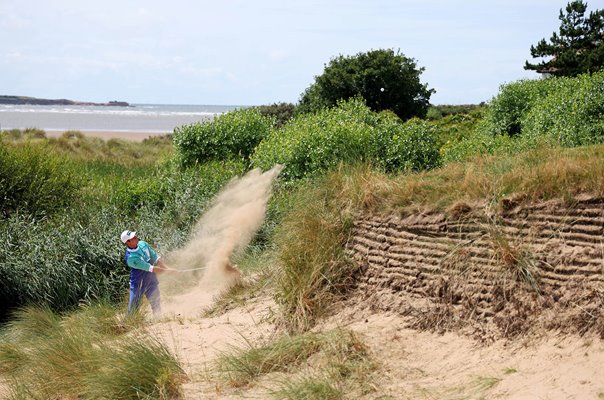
[0,143,81,217]
[481,78,561,136]
[522,72,604,146]
[443,72,604,163]
[252,98,440,180]
[373,115,441,172]
[173,108,274,166]
[254,102,297,128]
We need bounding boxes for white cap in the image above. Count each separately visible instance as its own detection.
[120,230,136,244]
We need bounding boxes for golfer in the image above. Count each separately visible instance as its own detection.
[120,230,173,316]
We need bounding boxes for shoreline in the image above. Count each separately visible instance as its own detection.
[44,130,170,142]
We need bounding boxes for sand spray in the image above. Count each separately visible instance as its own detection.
[160,164,283,315]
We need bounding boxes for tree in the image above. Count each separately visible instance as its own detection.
[525,1,604,76]
[298,49,434,120]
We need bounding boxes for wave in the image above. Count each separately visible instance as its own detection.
[0,106,221,117]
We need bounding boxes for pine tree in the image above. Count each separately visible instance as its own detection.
[525,1,604,76]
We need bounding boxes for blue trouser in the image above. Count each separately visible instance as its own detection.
[128,270,161,315]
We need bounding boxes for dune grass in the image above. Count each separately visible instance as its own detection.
[1,128,173,171]
[335,144,604,214]
[0,304,186,400]
[216,328,376,398]
[273,172,357,333]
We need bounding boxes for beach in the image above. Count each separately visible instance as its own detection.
[44,130,170,142]
[0,103,240,140]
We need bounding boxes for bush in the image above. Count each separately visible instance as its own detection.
[481,78,561,137]
[252,99,440,180]
[522,72,604,146]
[444,72,604,163]
[0,143,81,217]
[173,108,274,166]
[298,48,434,120]
[254,102,297,128]
[374,115,441,172]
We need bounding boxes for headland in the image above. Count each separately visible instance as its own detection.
[0,95,130,107]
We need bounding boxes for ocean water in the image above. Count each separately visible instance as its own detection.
[0,103,243,134]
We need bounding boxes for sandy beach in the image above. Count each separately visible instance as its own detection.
[45,130,170,142]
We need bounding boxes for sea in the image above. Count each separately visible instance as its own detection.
[0,103,244,135]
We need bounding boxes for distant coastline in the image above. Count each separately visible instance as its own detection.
[0,95,130,107]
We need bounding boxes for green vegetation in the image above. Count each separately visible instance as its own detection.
[173,108,274,166]
[0,143,80,216]
[252,98,440,180]
[3,55,604,397]
[216,329,375,398]
[443,71,604,163]
[0,305,185,399]
[0,130,243,322]
[525,1,604,76]
[426,104,485,120]
[298,48,433,120]
[254,102,297,128]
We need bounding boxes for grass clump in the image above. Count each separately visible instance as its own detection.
[0,304,185,399]
[0,143,80,217]
[272,376,343,400]
[486,220,540,293]
[216,332,324,387]
[273,170,358,333]
[216,329,375,398]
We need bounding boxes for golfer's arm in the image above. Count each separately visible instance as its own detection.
[128,257,154,272]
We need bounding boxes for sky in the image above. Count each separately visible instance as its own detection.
[0,0,587,106]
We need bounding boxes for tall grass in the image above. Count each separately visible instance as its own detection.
[274,170,358,333]
[0,143,81,216]
[0,137,244,321]
[0,304,185,399]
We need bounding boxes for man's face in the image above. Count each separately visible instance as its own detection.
[126,236,139,249]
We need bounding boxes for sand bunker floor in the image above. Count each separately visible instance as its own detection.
[151,291,604,399]
[325,308,604,400]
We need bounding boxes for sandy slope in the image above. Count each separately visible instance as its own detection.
[153,289,277,399]
[150,280,604,400]
[326,308,604,400]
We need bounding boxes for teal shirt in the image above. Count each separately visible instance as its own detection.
[125,240,159,272]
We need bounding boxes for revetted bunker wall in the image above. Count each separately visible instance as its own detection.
[345,197,604,337]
